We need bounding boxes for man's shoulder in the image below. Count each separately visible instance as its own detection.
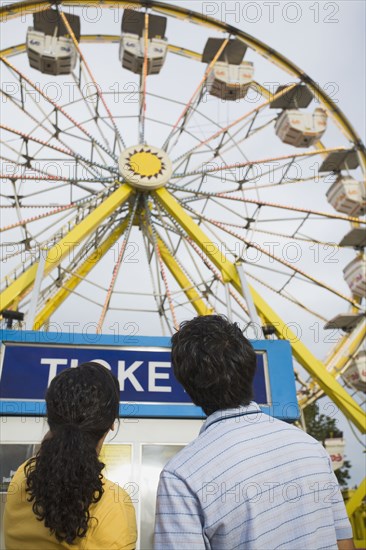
[162,414,328,478]
[161,431,209,477]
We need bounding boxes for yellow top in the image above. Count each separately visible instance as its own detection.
[4,462,137,550]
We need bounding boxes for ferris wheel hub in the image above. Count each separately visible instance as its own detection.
[118,144,173,190]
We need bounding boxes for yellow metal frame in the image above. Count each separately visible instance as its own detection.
[0,0,363,425]
[1,0,363,171]
[1,1,365,530]
[0,38,201,61]
[299,320,366,407]
[0,184,133,311]
[156,234,213,317]
[33,218,131,328]
[345,478,366,548]
[154,187,366,434]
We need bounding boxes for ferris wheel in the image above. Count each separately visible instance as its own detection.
[0,0,365,443]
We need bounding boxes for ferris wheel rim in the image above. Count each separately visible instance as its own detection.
[0,0,365,170]
[0,0,365,431]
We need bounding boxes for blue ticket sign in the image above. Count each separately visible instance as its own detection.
[0,330,299,420]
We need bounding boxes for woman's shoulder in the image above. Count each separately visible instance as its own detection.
[101,477,136,511]
[6,459,30,494]
[87,477,137,549]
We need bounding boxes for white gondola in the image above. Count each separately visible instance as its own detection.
[342,351,366,393]
[275,107,327,147]
[343,254,366,298]
[119,33,168,75]
[324,437,345,471]
[26,10,80,76]
[206,61,254,101]
[202,38,253,101]
[326,175,365,216]
[119,9,168,75]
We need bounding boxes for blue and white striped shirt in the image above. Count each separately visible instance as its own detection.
[154,402,352,549]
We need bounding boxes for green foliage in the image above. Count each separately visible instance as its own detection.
[303,402,351,487]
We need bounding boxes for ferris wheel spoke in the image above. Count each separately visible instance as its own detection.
[0,201,80,232]
[0,154,112,188]
[165,91,208,157]
[141,222,169,335]
[186,237,250,319]
[241,174,323,192]
[59,10,126,152]
[11,180,31,244]
[154,189,252,322]
[232,225,340,247]
[0,184,134,310]
[33,211,131,328]
[0,124,117,182]
[171,131,250,192]
[1,187,125,276]
[1,180,118,236]
[172,184,365,226]
[198,108,277,167]
[172,147,347,180]
[171,82,298,169]
[152,197,213,316]
[0,55,117,164]
[69,72,117,154]
[217,116,276,158]
[162,37,230,153]
[0,171,110,188]
[144,195,179,331]
[1,124,74,159]
[138,11,150,144]
[1,85,112,181]
[214,192,366,225]
[159,233,215,317]
[184,203,363,309]
[96,194,139,333]
[195,208,359,308]
[246,271,328,323]
[168,95,239,172]
[6,202,128,309]
[181,128,255,191]
[155,203,245,317]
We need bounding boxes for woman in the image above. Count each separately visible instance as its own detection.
[4,362,137,549]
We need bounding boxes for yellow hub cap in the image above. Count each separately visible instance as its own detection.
[128,151,162,177]
[119,144,173,190]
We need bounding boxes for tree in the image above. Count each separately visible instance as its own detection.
[303,402,351,487]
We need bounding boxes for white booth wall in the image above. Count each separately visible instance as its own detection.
[0,416,203,550]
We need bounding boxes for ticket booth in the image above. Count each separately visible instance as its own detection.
[0,330,299,549]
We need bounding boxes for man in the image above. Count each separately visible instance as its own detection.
[154,315,354,550]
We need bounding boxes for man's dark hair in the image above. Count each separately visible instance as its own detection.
[171,315,257,416]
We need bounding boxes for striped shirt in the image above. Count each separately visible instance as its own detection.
[154,402,352,550]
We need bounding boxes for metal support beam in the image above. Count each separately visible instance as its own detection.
[236,261,263,337]
[346,477,366,518]
[345,477,366,547]
[299,320,366,408]
[154,187,366,433]
[33,219,130,329]
[25,248,46,330]
[156,234,213,317]
[224,283,233,321]
[0,184,133,312]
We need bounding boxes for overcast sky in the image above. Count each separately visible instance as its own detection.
[1,0,365,485]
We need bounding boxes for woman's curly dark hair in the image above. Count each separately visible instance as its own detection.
[24,361,120,544]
